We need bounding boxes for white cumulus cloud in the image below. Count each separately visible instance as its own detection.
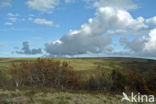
[144,28,156,55]
[146,16,156,26]
[120,28,156,57]
[44,4,148,56]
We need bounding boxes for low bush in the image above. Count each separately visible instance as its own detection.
[0,70,10,88]
[84,68,156,94]
[123,68,156,94]
[8,58,81,90]
[145,70,156,94]
[85,71,113,91]
[111,69,127,92]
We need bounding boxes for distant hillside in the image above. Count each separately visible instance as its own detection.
[0,57,155,75]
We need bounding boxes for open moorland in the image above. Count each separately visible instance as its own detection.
[0,57,155,104]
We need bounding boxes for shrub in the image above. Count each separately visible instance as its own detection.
[8,58,81,90]
[111,69,127,92]
[85,71,113,91]
[86,75,98,90]
[144,70,156,94]
[124,68,155,94]
[0,70,9,88]
[126,70,147,93]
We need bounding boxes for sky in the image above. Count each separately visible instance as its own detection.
[0,0,156,58]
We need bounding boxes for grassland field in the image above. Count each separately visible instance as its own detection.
[0,57,155,74]
[0,57,156,104]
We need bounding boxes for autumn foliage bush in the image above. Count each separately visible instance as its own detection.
[84,69,156,94]
[8,58,81,90]
[125,68,156,94]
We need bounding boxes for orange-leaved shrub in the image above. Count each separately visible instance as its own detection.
[125,68,156,94]
[8,58,81,90]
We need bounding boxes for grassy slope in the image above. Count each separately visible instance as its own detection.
[0,57,155,73]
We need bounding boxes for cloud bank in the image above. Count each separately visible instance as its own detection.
[13,0,156,58]
[146,16,156,26]
[44,0,155,57]
[120,28,156,57]
[16,41,42,55]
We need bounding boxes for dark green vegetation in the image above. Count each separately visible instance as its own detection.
[0,57,156,104]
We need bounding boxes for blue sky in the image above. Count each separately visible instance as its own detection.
[0,0,156,58]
